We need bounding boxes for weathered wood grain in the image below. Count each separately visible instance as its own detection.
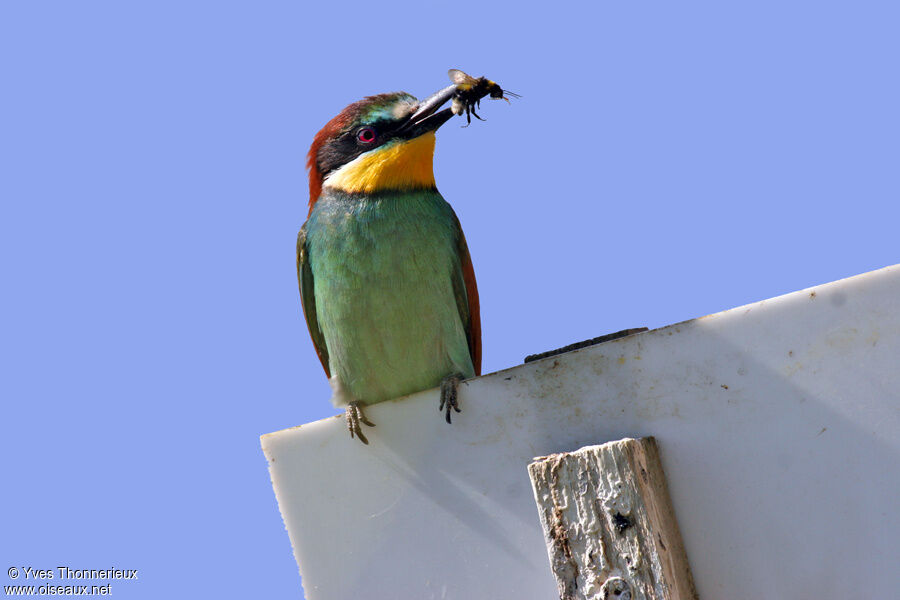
[528,437,698,600]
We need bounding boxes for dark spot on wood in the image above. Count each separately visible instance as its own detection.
[788,350,793,357]
[810,291,817,298]
[612,512,632,533]
[658,533,667,551]
[503,377,512,381]
[721,384,729,390]
[601,577,630,599]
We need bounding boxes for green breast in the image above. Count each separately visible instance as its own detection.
[304,188,474,404]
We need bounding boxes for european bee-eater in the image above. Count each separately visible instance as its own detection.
[297,84,481,444]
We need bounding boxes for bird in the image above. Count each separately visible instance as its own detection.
[297,84,482,444]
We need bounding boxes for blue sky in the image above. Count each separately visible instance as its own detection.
[2,1,897,597]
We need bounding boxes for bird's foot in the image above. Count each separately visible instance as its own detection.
[439,372,465,424]
[346,401,375,445]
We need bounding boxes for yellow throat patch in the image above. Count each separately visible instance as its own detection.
[324,132,437,194]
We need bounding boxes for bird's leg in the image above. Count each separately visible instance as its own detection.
[346,401,375,445]
[439,372,465,424]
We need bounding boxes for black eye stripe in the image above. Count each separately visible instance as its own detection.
[318,119,409,178]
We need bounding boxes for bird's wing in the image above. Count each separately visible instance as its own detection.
[297,225,330,377]
[453,223,482,376]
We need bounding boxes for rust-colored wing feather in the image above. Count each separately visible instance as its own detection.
[297,225,330,377]
[455,227,482,376]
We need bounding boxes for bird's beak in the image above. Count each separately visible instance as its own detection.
[399,85,456,138]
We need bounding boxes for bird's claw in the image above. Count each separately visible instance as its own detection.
[439,373,465,424]
[346,402,375,444]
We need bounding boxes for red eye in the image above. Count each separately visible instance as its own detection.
[357,127,376,144]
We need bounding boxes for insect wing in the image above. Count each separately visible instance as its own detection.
[448,68,478,87]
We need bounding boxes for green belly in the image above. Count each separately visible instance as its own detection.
[305,189,474,404]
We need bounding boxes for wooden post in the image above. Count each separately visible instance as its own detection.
[528,437,698,600]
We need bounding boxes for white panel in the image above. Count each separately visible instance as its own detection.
[262,264,900,599]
